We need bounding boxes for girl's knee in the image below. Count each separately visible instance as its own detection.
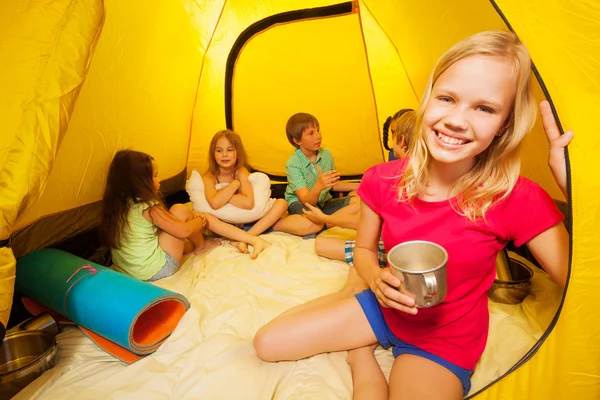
[314,237,330,256]
[275,199,288,212]
[305,221,324,235]
[169,203,191,219]
[253,327,278,362]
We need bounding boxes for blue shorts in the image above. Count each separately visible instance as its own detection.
[288,195,352,216]
[146,253,180,282]
[345,237,387,267]
[355,289,473,396]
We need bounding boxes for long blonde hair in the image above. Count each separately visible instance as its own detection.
[399,30,536,221]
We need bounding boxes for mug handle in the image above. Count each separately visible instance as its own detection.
[423,272,437,297]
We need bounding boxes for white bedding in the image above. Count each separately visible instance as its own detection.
[15,230,561,399]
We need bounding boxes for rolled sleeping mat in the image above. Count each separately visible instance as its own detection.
[16,248,190,361]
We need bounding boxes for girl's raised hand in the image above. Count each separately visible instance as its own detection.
[372,269,418,315]
[540,100,573,198]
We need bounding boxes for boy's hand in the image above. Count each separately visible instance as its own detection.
[316,166,340,190]
[540,100,573,198]
[302,203,327,224]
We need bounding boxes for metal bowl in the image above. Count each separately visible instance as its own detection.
[488,258,534,305]
[0,330,58,400]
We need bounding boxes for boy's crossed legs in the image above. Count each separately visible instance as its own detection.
[273,195,360,237]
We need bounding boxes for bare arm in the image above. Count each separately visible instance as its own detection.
[354,201,418,315]
[227,167,254,210]
[202,173,241,210]
[332,181,360,193]
[540,100,573,199]
[145,206,204,239]
[530,101,572,288]
[353,202,387,285]
[302,203,360,230]
[527,222,569,288]
[526,222,569,289]
[295,185,324,207]
[295,166,340,206]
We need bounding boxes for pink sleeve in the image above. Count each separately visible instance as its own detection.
[507,179,565,247]
[357,165,382,214]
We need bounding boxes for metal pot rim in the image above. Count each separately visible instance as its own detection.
[0,330,57,382]
[493,259,533,285]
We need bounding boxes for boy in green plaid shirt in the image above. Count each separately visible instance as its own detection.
[273,113,359,237]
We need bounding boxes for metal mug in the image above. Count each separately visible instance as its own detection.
[387,240,448,308]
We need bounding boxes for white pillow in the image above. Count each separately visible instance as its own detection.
[186,170,275,224]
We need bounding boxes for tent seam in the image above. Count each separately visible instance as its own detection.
[185,0,229,170]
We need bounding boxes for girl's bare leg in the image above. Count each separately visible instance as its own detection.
[256,266,386,399]
[204,214,270,259]
[272,214,324,236]
[315,237,347,261]
[389,354,464,400]
[336,198,360,215]
[246,199,288,236]
[348,345,388,400]
[254,293,377,362]
[277,266,368,321]
[159,204,219,261]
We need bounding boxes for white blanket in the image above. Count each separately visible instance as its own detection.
[16,230,561,399]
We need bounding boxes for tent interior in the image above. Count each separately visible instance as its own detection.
[1,0,599,399]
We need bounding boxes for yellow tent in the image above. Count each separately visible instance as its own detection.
[1,0,598,398]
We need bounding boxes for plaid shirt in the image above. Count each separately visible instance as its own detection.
[284,147,335,206]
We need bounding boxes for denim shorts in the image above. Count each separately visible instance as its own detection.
[355,289,473,396]
[345,236,387,267]
[146,253,180,282]
[288,195,352,216]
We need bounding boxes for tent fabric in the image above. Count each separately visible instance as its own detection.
[0,0,103,325]
[1,0,599,398]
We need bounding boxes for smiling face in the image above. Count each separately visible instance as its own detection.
[214,137,237,169]
[422,55,517,174]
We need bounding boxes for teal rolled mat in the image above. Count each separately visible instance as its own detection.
[16,248,190,360]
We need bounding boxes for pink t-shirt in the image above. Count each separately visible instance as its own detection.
[357,158,564,369]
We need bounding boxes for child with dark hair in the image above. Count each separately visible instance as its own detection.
[99,150,270,281]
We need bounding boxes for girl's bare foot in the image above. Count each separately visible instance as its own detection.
[249,237,271,259]
[231,241,249,254]
[193,238,221,255]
